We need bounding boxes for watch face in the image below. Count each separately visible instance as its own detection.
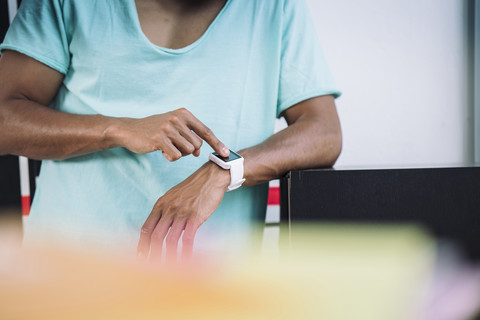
[212,150,242,162]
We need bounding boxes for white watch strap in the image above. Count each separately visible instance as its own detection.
[227,159,245,192]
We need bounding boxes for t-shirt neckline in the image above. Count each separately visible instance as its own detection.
[130,0,232,55]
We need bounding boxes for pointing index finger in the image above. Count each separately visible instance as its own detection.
[184,113,230,157]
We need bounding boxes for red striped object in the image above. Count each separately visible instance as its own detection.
[21,196,31,217]
[267,186,280,206]
[19,156,31,218]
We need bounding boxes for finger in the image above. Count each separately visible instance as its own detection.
[182,220,199,261]
[149,216,173,263]
[170,109,203,152]
[174,120,203,152]
[170,133,196,156]
[184,115,229,157]
[166,219,187,263]
[137,206,162,261]
[160,139,182,162]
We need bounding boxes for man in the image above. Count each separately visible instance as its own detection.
[0,0,342,259]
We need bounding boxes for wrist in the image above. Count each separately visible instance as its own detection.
[103,117,129,150]
[202,162,231,192]
[208,150,246,191]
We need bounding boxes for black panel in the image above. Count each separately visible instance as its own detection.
[281,167,480,260]
[0,0,9,42]
[0,1,21,211]
[0,155,21,206]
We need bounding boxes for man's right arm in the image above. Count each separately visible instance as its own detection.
[0,50,229,161]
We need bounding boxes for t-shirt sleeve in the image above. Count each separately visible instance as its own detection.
[0,0,70,74]
[277,0,341,118]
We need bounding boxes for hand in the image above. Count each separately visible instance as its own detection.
[113,108,229,161]
[137,162,230,262]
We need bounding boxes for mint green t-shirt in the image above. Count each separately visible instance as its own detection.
[1,0,340,254]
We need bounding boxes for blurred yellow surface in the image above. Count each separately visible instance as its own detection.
[0,222,435,320]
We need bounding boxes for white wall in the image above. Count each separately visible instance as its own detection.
[305,0,473,168]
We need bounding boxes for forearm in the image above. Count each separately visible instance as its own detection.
[0,98,229,161]
[240,100,342,186]
[240,120,341,186]
[0,98,120,160]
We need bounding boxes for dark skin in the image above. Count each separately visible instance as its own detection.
[135,0,228,49]
[0,0,342,260]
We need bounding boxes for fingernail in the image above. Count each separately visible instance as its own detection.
[162,151,171,160]
[222,146,229,154]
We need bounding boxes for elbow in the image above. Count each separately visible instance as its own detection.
[324,128,343,168]
[332,130,343,166]
[0,104,9,156]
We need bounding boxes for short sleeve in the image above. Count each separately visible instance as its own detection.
[277,0,341,117]
[0,0,70,74]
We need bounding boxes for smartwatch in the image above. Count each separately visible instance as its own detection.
[208,150,246,192]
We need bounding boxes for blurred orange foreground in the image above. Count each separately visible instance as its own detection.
[0,221,438,320]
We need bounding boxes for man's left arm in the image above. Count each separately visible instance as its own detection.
[137,95,342,260]
[240,95,341,185]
